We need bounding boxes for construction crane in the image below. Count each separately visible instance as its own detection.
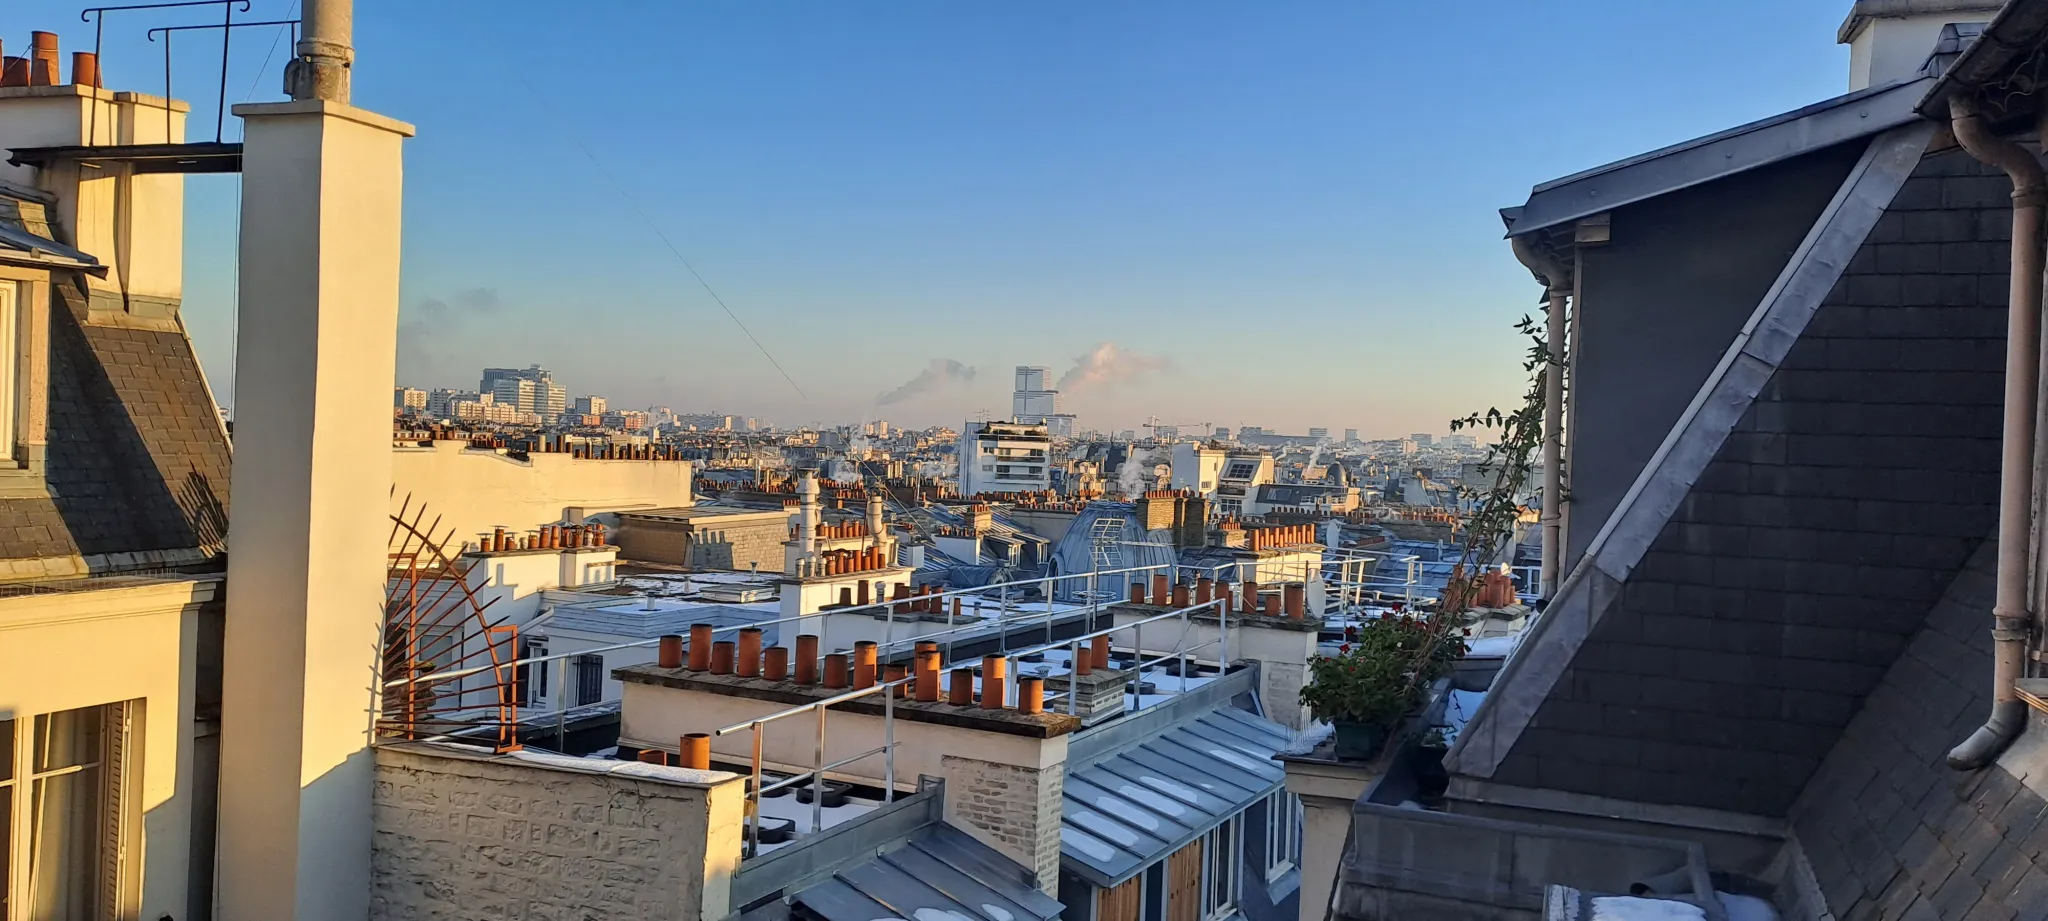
[1141,416,1211,439]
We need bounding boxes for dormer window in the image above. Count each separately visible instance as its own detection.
[0,279,17,462]
[0,188,99,495]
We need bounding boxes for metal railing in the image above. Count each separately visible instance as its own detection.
[397,549,1425,700]
[704,594,1242,860]
[997,596,1234,716]
[376,539,1435,755]
[713,675,915,858]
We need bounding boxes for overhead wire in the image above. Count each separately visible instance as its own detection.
[226,0,299,415]
[502,67,808,403]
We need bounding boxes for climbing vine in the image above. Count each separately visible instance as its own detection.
[1300,311,1561,738]
[1443,312,1556,615]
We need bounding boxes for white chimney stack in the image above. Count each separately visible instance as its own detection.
[796,469,821,558]
[1839,0,2003,91]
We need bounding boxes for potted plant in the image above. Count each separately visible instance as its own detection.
[1299,615,1468,761]
[1413,728,1451,800]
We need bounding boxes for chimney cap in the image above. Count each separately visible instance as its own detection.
[1837,0,2003,44]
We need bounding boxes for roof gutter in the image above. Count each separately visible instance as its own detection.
[1944,92,2043,771]
[1918,0,2048,119]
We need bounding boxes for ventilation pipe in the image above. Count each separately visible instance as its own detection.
[1946,94,2043,771]
[1510,235,1571,599]
[795,469,821,562]
[288,0,353,102]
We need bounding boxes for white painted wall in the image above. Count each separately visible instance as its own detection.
[0,578,218,921]
[1842,2,2002,90]
[0,86,189,303]
[218,99,413,921]
[1170,443,1225,494]
[391,440,694,544]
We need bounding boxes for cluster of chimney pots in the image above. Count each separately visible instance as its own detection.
[823,581,954,615]
[1,32,100,88]
[1213,521,1316,550]
[1128,572,1308,619]
[641,620,1102,770]
[813,544,888,576]
[544,440,679,461]
[477,523,606,553]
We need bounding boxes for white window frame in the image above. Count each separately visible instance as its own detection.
[2,701,140,921]
[1262,791,1301,882]
[0,280,17,462]
[1198,816,1239,921]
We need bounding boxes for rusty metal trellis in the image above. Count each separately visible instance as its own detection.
[378,494,522,753]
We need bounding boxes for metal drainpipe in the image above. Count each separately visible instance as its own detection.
[1947,94,2045,770]
[1511,235,1571,599]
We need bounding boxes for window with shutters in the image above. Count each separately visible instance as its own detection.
[1,700,140,921]
[1199,817,1239,921]
[517,639,550,707]
[0,275,54,499]
[574,653,606,706]
[1260,791,1301,881]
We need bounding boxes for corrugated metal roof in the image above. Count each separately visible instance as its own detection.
[1059,707,1292,886]
[549,601,780,641]
[791,824,1063,921]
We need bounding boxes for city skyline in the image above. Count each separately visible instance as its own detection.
[14,0,1855,435]
[396,369,1462,442]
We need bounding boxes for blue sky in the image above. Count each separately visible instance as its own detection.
[18,1,1850,436]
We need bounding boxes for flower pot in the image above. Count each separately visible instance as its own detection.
[1332,721,1387,761]
[1412,747,1450,799]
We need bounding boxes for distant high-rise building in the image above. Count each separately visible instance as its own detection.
[1410,433,1435,446]
[480,365,559,418]
[1444,433,1478,450]
[678,413,737,431]
[479,367,521,394]
[959,420,1052,496]
[1241,426,1265,437]
[492,377,537,414]
[539,382,567,422]
[394,387,426,413]
[1215,427,1232,440]
[1344,428,1360,442]
[426,388,478,418]
[575,395,607,416]
[1308,427,1329,439]
[1399,439,1419,455]
[1011,365,1068,429]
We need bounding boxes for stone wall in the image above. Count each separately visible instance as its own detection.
[371,743,745,921]
[614,515,788,572]
[687,518,787,572]
[941,754,1065,894]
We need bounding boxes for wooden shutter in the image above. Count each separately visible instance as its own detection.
[1166,838,1203,921]
[1097,873,1143,921]
[100,700,138,921]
